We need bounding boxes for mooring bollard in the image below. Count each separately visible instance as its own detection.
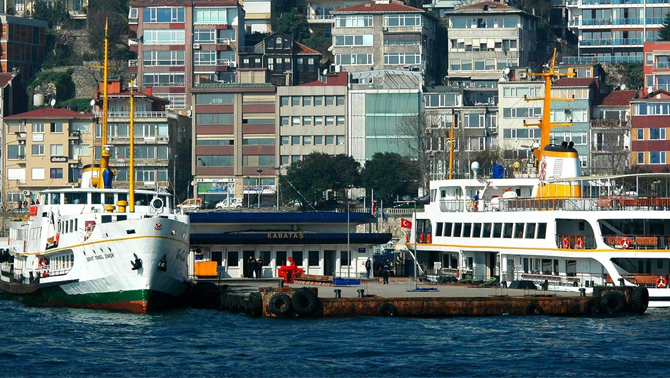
[579,288,586,297]
[357,289,365,298]
[618,278,625,286]
[334,289,342,298]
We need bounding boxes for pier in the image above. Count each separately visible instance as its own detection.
[187,278,649,318]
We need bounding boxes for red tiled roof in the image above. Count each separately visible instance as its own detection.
[107,90,169,103]
[333,0,423,14]
[553,77,598,87]
[6,107,94,119]
[642,89,670,99]
[601,90,637,106]
[461,1,511,9]
[295,42,320,55]
[300,72,348,87]
[0,73,15,88]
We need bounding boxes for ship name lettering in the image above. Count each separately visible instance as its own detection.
[87,256,94,262]
[105,253,114,259]
[95,255,104,260]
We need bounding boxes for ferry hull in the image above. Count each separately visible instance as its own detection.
[21,286,187,313]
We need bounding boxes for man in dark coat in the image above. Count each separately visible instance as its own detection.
[256,257,263,278]
[248,256,257,278]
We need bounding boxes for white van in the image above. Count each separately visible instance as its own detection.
[216,197,243,209]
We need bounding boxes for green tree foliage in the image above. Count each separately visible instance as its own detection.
[28,70,76,102]
[361,152,421,203]
[282,153,361,207]
[621,62,643,90]
[87,0,131,60]
[660,13,670,41]
[274,8,311,42]
[32,0,71,28]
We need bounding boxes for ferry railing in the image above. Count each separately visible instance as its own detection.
[557,234,596,249]
[438,196,670,213]
[602,234,667,249]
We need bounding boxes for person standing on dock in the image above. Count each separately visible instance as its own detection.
[382,264,390,284]
[248,256,257,278]
[256,257,263,278]
[365,258,372,278]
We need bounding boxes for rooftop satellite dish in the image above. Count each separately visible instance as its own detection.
[186,109,192,117]
[90,99,96,107]
[503,67,511,75]
[620,84,626,90]
[648,86,654,94]
[323,68,328,75]
[50,98,56,107]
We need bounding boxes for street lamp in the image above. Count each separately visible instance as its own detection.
[274,166,280,210]
[245,176,250,208]
[256,168,263,208]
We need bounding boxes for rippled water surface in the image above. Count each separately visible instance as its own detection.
[0,300,668,377]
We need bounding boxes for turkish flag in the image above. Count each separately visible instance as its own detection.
[400,218,412,229]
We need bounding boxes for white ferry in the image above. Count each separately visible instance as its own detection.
[0,21,190,313]
[409,50,670,307]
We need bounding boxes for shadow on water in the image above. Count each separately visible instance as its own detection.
[1,300,670,377]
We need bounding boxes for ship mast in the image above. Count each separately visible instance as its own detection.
[91,19,112,189]
[524,48,575,164]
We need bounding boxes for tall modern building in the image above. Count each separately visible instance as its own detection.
[331,0,440,83]
[305,0,361,36]
[446,1,539,88]
[190,70,277,207]
[630,90,670,172]
[643,41,670,95]
[5,0,88,22]
[591,89,636,175]
[129,0,245,110]
[566,0,667,64]
[239,0,274,34]
[0,15,47,85]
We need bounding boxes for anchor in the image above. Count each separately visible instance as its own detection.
[158,254,167,272]
[131,253,142,270]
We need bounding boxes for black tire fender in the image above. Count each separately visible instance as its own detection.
[378,302,397,317]
[245,292,263,317]
[525,302,544,315]
[291,289,318,316]
[631,286,649,314]
[267,292,292,316]
[585,299,602,317]
[601,291,625,314]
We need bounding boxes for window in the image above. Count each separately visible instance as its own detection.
[280,136,289,145]
[303,136,312,145]
[314,135,323,144]
[50,168,63,179]
[144,7,184,23]
[194,7,235,24]
[336,116,345,126]
[334,35,373,46]
[325,96,334,106]
[31,168,44,180]
[314,116,323,125]
[194,29,215,43]
[649,128,666,140]
[337,136,345,145]
[291,97,301,106]
[637,128,644,140]
[291,136,300,145]
[281,117,289,126]
[8,144,25,159]
[32,123,45,133]
[50,144,63,156]
[303,96,312,106]
[31,144,44,156]
[340,251,350,266]
[325,116,334,126]
[143,50,185,66]
[303,116,312,126]
[143,29,185,45]
[650,151,666,164]
[292,116,300,126]
[637,152,645,164]
[325,135,334,145]
[50,122,63,133]
[314,96,323,106]
[308,251,319,266]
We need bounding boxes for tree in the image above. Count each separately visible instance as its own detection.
[660,13,670,41]
[282,153,361,207]
[87,0,131,61]
[361,152,421,204]
[621,62,643,90]
[274,8,311,42]
[32,0,71,29]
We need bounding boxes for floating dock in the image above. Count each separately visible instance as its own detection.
[188,279,649,318]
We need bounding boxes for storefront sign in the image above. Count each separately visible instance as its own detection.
[50,156,68,163]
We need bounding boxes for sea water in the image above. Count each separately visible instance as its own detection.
[0,300,668,377]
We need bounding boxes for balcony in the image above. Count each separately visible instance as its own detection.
[591,119,626,128]
[128,59,138,67]
[95,110,169,119]
[579,38,644,47]
[562,55,642,64]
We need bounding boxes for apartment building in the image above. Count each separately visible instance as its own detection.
[92,80,192,201]
[331,0,440,83]
[238,32,321,86]
[0,15,46,85]
[191,70,277,207]
[277,72,348,171]
[447,1,539,89]
[630,90,670,172]
[306,0,361,36]
[3,107,95,204]
[422,87,463,180]
[497,80,544,164]
[642,41,670,96]
[590,89,636,175]
[566,0,667,64]
[239,0,274,33]
[129,0,245,110]
[5,0,88,21]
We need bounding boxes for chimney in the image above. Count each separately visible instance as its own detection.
[145,87,153,96]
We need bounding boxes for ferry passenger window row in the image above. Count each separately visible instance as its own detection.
[436,221,547,239]
[58,219,78,234]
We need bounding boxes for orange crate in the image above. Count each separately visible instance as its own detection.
[195,261,218,277]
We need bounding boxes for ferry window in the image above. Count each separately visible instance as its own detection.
[453,223,462,237]
[514,223,524,238]
[118,193,128,202]
[435,223,443,237]
[102,215,112,223]
[65,192,87,205]
[537,223,547,238]
[450,254,458,268]
[483,223,492,237]
[308,251,319,266]
[211,251,222,265]
[579,221,585,231]
[525,223,536,238]
[70,220,75,233]
[228,251,239,267]
[262,251,271,266]
[493,223,502,238]
[276,251,287,266]
[340,251,350,266]
[117,215,127,221]
[51,193,61,204]
[503,223,513,238]
[523,258,529,273]
[472,223,481,238]
[542,259,552,274]
[463,223,472,237]
[658,259,664,269]
[105,193,115,204]
[91,193,101,204]
[443,223,452,236]
[554,259,559,274]
[566,260,576,276]
[292,251,304,266]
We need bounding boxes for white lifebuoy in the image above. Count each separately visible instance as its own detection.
[657,276,667,288]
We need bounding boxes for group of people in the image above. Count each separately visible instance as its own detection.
[364,257,390,284]
[246,256,263,278]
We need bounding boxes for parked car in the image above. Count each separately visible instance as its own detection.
[215,197,243,209]
[177,198,203,212]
